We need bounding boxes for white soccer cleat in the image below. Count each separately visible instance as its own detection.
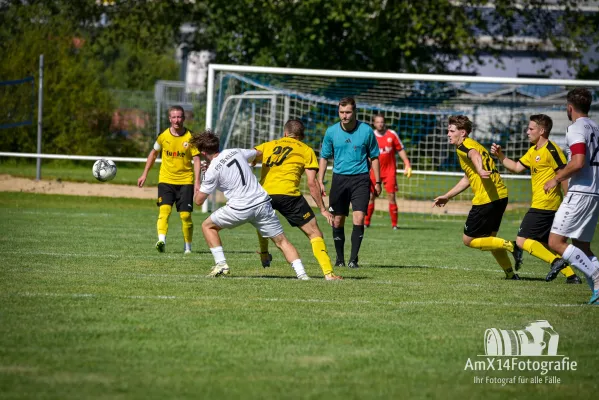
[297,273,310,281]
[184,249,192,254]
[207,263,230,277]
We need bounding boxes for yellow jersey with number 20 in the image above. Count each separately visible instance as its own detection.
[255,137,319,196]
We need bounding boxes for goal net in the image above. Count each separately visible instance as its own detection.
[205,65,599,221]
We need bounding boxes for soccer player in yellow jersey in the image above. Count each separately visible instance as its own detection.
[433,115,520,280]
[491,114,582,284]
[253,119,342,280]
[137,106,201,254]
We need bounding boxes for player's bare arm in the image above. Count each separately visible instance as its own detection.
[370,157,382,196]
[138,149,159,187]
[544,153,586,193]
[251,149,263,166]
[468,149,491,179]
[306,168,333,226]
[490,143,525,173]
[317,158,328,196]
[398,149,412,178]
[433,175,470,207]
[194,190,209,206]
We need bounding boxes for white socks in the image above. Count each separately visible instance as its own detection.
[184,243,192,252]
[563,245,599,289]
[291,259,306,277]
[210,246,227,265]
[158,234,166,242]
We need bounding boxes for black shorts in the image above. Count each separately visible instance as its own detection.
[157,183,194,212]
[328,172,370,216]
[270,194,315,227]
[464,197,508,237]
[518,208,556,243]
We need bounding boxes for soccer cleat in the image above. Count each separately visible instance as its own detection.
[207,263,230,277]
[589,289,599,305]
[365,224,370,228]
[507,273,521,280]
[512,244,523,271]
[392,226,399,231]
[546,258,568,282]
[297,273,310,281]
[156,240,165,253]
[348,259,360,269]
[184,249,192,254]
[259,252,273,268]
[325,273,343,281]
[565,275,582,284]
[334,259,345,268]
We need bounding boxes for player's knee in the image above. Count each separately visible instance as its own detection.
[180,211,192,223]
[515,237,526,248]
[462,235,473,247]
[158,205,172,220]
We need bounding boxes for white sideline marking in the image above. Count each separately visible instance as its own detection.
[7,291,587,308]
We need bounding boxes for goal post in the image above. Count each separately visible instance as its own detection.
[204,64,599,220]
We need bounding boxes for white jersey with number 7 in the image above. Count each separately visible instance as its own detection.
[199,149,270,210]
[566,117,599,195]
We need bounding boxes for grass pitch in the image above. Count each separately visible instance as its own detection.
[1,191,598,400]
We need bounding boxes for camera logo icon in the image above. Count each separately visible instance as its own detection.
[484,320,559,356]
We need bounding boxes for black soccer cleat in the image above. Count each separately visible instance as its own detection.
[507,273,521,280]
[512,243,524,271]
[546,258,568,282]
[334,259,346,268]
[566,275,583,284]
[348,260,360,269]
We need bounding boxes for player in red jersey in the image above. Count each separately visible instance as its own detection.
[365,114,412,229]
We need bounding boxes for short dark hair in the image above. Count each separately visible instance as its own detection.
[529,114,553,135]
[284,118,305,140]
[168,105,185,117]
[567,88,592,114]
[372,113,385,122]
[189,129,220,154]
[448,115,472,134]
[338,97,356,110]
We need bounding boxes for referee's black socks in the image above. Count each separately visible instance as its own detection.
[350,224,365,262]
[332,226,345,263]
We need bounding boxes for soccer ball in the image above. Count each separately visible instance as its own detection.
[92,159,117,182]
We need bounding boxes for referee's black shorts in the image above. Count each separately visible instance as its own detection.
[518,208,556,243]
[464,197,508,238]
[270,194,315,227]
[328,172,370,216]
[157,183,194,212]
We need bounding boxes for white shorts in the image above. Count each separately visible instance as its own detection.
[551,192,599,242]
[210,201,284,238]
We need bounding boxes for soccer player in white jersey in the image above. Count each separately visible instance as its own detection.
[189,130,309,280]
[543,88,599,304]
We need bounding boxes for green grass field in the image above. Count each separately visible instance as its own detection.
[1,190,598,400]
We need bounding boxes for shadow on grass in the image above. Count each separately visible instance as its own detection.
[228,275,369,280]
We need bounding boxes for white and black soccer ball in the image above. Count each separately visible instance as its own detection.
[92,159,117,182]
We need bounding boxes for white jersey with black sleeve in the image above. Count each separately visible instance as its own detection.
[199,149,271,210]
[566,117,599,195]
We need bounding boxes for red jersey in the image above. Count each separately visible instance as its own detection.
[374,129,404,175]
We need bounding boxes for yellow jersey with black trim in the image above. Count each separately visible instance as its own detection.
[255,137,318,196]
[155,128,199,185]
[518,140,566,211]
[457,137,508,205]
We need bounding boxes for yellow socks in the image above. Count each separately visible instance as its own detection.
[522,239,576,277]
[469,237,513,252]
[180,211,193,244]
[157,204,172,237]
[491,250,515,278]
[311,236,333,276]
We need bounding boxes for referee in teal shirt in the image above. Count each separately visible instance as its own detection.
[318,97,381,269]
